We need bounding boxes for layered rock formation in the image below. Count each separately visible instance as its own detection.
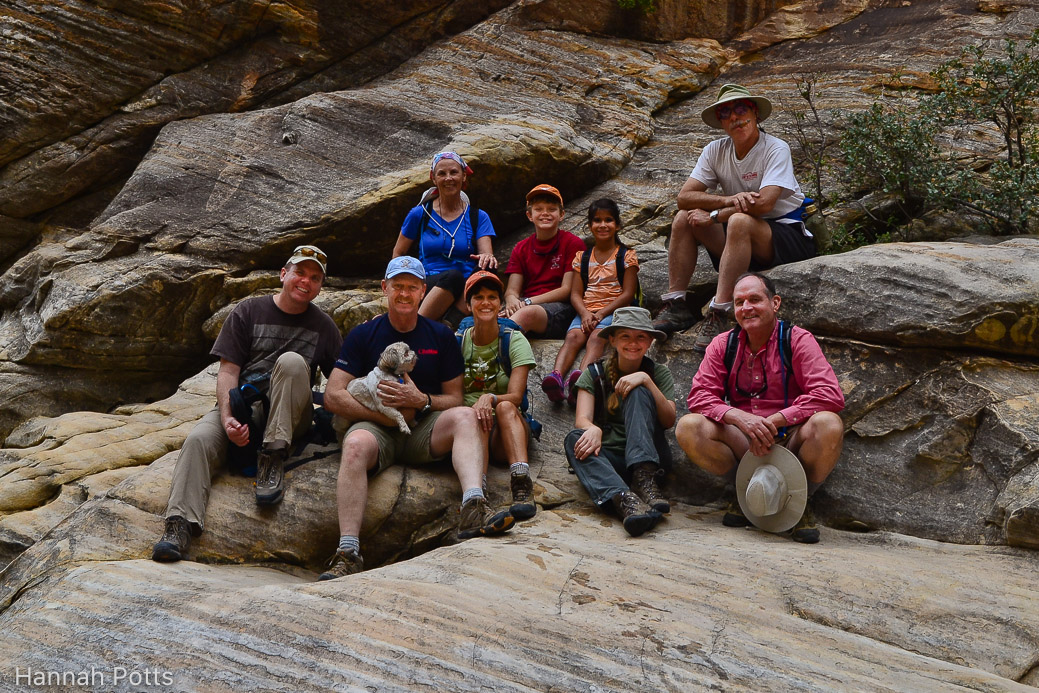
[2,0,1038,689]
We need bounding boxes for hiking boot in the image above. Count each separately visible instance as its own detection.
[652,298,695,336]
[318,549,364,580]
[541,370,565,403]
[630,464,670,514]
[612,491,661,537]
[565,370,581,407]
[509,472,537,521]
[255,446,288,505]
[152,515,191,562]
[458,497,515,539]
[692,309,731,353]
[722,500,752,527]
[791,503,820,544]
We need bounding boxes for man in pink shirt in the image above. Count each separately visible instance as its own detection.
[676,272,844,543]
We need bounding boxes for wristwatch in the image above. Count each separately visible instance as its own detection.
[420,393,432,416]
[710,209,720,222]
[523,297,533,306]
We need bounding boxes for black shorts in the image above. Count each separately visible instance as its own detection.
[424,269,465,299]
[527,301,576,340]
[707,219,816,272]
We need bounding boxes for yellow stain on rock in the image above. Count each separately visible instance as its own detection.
[974,318,1006,342]
[1010,314,1037,347]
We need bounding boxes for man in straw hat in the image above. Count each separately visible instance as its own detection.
[676,272,844,542]
[654,83,816,351]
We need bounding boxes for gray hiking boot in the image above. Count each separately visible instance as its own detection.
[458,497,514,539]
[318,549,364,580]
[509,472,537,521]
[630,464,669,514]
[152,515,191,562]
[692,308,733,353]
[652,298,696,336]
[611,491,661,537]
[255,446,287,505]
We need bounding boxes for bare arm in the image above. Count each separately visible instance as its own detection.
[571,388,601,460]
[391,234,413,258]
[531,270,575,305]
[502,273,526,317]
[472,235,497,270]
[615,371,676,429]
[216,359,249,447]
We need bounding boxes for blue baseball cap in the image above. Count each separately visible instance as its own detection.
[385,256,426,280]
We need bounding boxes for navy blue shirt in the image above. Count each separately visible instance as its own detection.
[335,314,463,394]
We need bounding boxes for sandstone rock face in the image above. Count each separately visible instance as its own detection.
[0,0,513,219]
[2,0,1039,689]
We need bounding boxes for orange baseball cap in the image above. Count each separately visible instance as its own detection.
[464,270,504,302]
[525,184,563,206]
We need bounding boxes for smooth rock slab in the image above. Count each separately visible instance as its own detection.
[0,508,1036,691]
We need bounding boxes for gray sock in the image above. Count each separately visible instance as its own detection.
[338,535,360,555]
[462,487,485,505]
[510,462,530,476]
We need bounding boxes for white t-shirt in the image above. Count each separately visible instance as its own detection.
[689,132,806,223]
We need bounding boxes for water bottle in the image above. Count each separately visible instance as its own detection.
[803,203,831,253]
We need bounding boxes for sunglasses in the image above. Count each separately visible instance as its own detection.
[293,245,327,265]
[715,100,755,121]
[734,351,768,400]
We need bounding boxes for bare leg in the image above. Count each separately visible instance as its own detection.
[553,328,587,374]
[785,411,844,484]
[490,402,528,465]
[509,305,548,334]
[675,413,745,477]
[714,214,774,304]
[430,406,486,491]
[336,430,380,536]
[579,328,607,369]
[666,211,701,293]
[419,286,455,320]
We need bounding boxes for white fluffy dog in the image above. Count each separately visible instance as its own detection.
[347,341,419,434]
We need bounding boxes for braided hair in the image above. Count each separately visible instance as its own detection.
[602,346,623,416]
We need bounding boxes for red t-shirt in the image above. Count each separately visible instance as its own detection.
[505,230,587,298]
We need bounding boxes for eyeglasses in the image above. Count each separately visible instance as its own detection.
[293,245,327,265]
[734,351,768,399]
[715,100,754,121]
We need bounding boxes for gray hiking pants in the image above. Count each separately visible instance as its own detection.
[164,352,314,530]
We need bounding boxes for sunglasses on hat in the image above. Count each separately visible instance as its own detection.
[293,245,327,265]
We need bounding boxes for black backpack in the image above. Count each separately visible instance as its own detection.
[721,320,795,407]
[579,242,644,308]
[226,382,269,476]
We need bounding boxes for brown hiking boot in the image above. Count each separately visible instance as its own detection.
[722,500,752,527]
[791,503,820,544]
[630,464,669,514]
[509,472,537,521]
[692,309,732,353]
[652,298,696,336]
[152,515,191,562]
[318,549,364,580]
[611,491,661,537]
[458,497,514,539]
[255,446,287,505]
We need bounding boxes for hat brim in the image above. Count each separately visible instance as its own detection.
[598,323,666,342]
[735,445,807,533]
[701,95,772,129]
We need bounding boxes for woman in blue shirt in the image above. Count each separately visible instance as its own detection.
[392,151,497,327]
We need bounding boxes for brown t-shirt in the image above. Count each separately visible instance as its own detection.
[211,295,342,387]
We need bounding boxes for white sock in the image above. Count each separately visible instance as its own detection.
[510,462,530,477]
[710,299,733,313]
[661,291,687,303]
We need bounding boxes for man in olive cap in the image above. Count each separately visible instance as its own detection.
[654,84,815,350]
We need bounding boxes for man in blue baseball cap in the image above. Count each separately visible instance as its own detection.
[319,256,514,579]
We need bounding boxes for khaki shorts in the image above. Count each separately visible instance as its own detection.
[337,412,446,475]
